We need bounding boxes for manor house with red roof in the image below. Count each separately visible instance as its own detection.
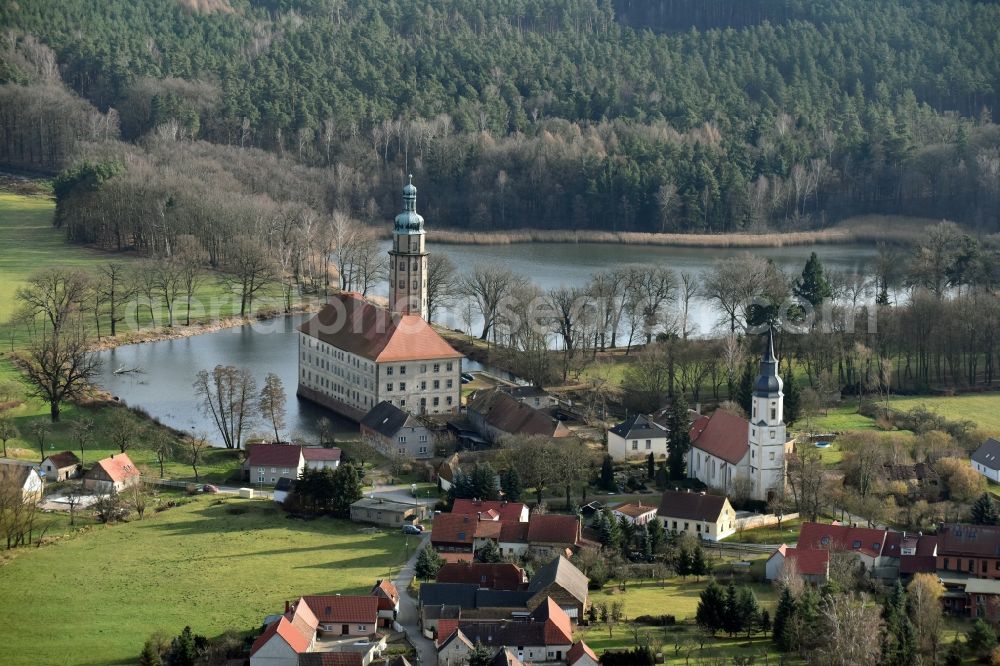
[687,329,793,502]
[297,179,462,421]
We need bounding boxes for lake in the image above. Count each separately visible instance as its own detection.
[94,241,876,445]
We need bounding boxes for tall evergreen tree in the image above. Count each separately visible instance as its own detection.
[794,252,833,309]
[723,581,742,636]
[737,587,762,638]
[415,546,443,580]
[772,585,797,651]
[501,466,522,502]
[696,580,727,635]
[600,454,616,491]
[646,451,655,479]
[690,545,708,580]
[971,493,999,525]
[647,518,665,554]
[784,377,801,426]
[666,392,691,480]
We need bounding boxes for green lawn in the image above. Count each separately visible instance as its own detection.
[580,578,786,662]
[889,394,1000,433]
[0,496,407,666]
[724,518,805,545]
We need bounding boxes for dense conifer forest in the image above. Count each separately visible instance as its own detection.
[0,0,998,234]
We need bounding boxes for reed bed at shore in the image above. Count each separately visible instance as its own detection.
[426,214,941,247]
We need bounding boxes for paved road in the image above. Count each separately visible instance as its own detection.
[393,532,436,665]
[370,482,440,508]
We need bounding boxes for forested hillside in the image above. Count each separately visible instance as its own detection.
[0,0,998,237]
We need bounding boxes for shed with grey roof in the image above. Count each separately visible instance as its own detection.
[972,438,1000,482]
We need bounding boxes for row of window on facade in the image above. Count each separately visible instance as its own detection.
[752,401,779,421]
[392,259,422,272]
[393,396,452,408]
[397,279,426,289]
[385,379,453,392]
[942,557,1000,574]
[304,337,371,371]
[385,362,454,376]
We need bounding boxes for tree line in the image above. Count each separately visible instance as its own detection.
[0,0,998,233]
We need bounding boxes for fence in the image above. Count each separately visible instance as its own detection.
[735,511,800,532]
[140,477,273,499]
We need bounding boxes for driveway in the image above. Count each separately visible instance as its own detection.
[393,531,436,665]
[371,482,440,508]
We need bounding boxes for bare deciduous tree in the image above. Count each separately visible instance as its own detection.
[194,365,257,449]
[426,254,459,324]
[259,372,286,443]
[15,268,90,335]
[463,263,525,340]
[814,593,883,666]
[18,321,100,422]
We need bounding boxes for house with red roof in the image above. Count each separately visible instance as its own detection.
[302,447,341,470]
[765,545,831,584]
[435,597,574,665]
[250,616,313,666]
[245,444,305,485]
[566,640,599,666]
[297,183,463,422]
[687,331,794,502]
[526,514,584,558]
[612,501,658,526]
[82,453,140,493]
[436,562,528,591]
[431,513,480,553]
[795,521,893,571]
[452,499,529,523]
[371,580,400,626]
[296,595,380,637]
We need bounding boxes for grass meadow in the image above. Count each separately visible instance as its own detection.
[0,496,407,666]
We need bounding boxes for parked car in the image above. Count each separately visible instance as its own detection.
[402,524,422,535]
[460,372,475,383]
[203,484,220,494]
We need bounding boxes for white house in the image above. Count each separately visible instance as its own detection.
[972,438,1000,483]
[607,414,668,462]
[0,463,43,502]
[656,489,737,541]
[612,502,658,526]
[688,329,793,502]
[41,451,81,482]
[302,447,341,470]
[297,181,462,421]
[245,444,305,485]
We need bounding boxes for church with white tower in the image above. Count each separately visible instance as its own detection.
[687,329,792,502]
[296,178,462,421]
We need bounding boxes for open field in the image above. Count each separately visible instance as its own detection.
[587,578,779,624]
[888,394,1000,433]
[0,496,407,666]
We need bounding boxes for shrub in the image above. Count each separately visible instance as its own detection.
[633,614,675,626]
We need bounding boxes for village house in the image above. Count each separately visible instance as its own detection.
[466,389,571,443]
[656,489,737,541]
[293,595,380,638]
[498,385,559,410]
[371,580,400,628]
[566,641,599,666]
[436,562,528,590]
[452,499,529,523]
[360,401,436,460]
[795,522,895,573]
[435,598,574,665]
[612,501,658,526]
[40,451,81,482]
[882,462,940,499]
[303,447,342,471]
[607,414,668,462]
[526,514,585,559]
[436,453,460,492]
[765,545,831,585]
[0,462,43,503]
[245,444,306,485]
[937,523,1000,580]
[350,496,427,528]
[972,438,1000,483]
[82,453,140,494]
[687,330,793,502]
[297,181,462,421]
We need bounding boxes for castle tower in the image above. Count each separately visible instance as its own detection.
[388,175,428,320]
[748,327,787,501]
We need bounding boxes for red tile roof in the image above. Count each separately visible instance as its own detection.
[474,520,502,540]
[452,499,527,523]
[302,447,342,462]
[250,617,310,656]
[298,595,378,625]
[916,535,938,557]
[784,548,830,577]
[247,443,303,468]
[91,453,140,483]
[567,640,598,665]
[439,552,474,564]
[436,619,461,647]
[527,515,580,546]
[533,597,573,645]
[371,579,399,605]
[688,408,749,465]
[431,513,478,546]
[436,563,527,590]
[499,522,529,544]
[937,524,1000,558]
[299,294,462,363]
[900,555,938,575]
[796,522,889,559]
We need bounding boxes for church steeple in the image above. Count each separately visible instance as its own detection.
[754,327,782,398]
[388,176,429,319]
